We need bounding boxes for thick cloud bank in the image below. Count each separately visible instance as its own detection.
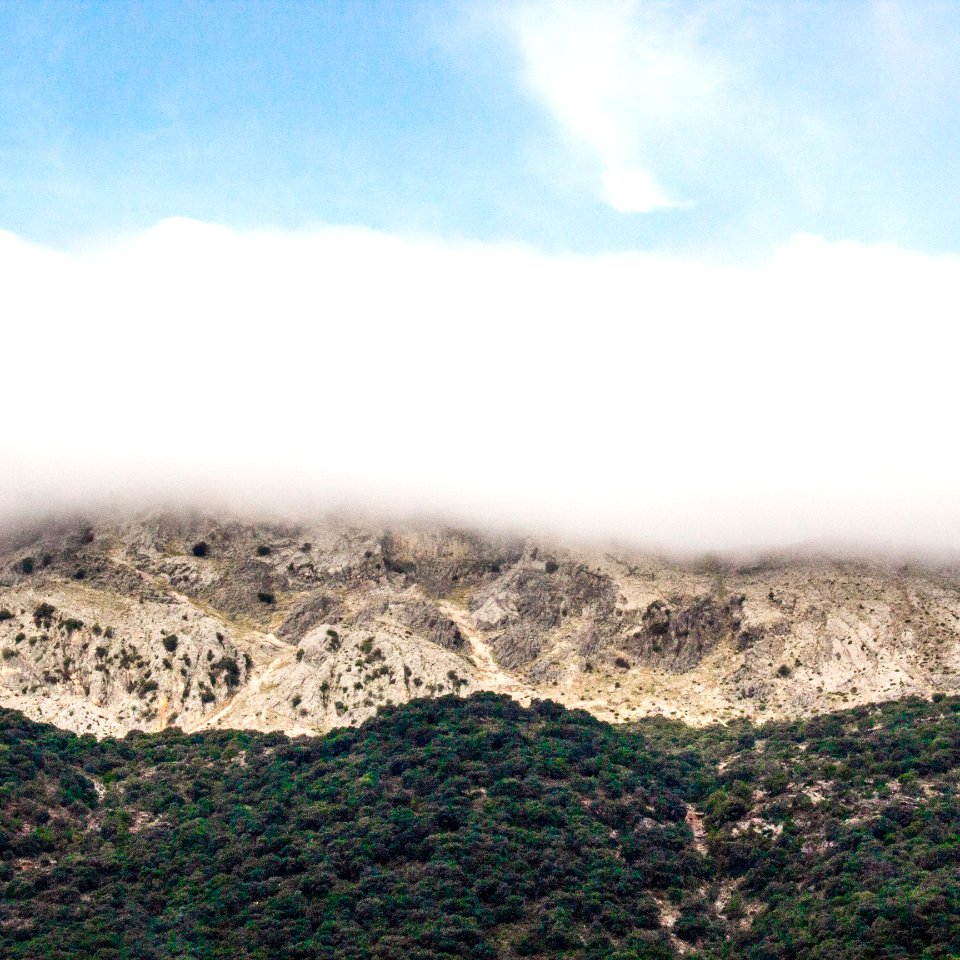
[1,219,957,555]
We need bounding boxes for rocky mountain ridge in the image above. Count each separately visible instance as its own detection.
[0,513,958,736]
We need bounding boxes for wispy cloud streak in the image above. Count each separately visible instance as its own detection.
[500,0,737,212]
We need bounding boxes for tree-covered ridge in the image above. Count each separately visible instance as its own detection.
[691,697,960,960]
[1,693,958,959]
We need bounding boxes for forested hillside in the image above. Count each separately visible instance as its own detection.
[1,692,958,959]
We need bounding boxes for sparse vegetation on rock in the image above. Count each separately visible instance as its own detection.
[0,513,958,740]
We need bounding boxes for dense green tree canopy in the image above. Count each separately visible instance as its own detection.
[1,693,958,959]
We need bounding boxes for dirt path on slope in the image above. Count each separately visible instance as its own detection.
[435,601,537,702]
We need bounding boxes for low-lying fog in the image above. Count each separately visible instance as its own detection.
[2,219,957,559]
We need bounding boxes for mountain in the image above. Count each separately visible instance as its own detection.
[0,513,958,737]
[1,692,958,959]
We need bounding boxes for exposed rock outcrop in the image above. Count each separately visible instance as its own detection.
[626,594,746,672]
[1,513,958,736]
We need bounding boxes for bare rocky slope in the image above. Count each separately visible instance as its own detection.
[0,513,958,737]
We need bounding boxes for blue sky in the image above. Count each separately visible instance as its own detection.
[3,0,960,255]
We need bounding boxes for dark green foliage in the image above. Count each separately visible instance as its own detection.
[162,634,179,653]
[32,602,55,628]
[691,697,960,960]
[210,655,242,688]
[191,542,209,558]
[0,609,13,622]
[256,544,272,556]
[0,694,958,959]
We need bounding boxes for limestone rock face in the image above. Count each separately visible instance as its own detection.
[0,584,252,736]
[278,593,345,640]
[1,513,958,735]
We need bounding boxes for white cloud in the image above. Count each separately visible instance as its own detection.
[603,165,684,213]
[502,0,731,212]
[2,219,959,555]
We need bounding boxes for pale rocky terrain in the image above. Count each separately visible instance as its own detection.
[0,513,958,737]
